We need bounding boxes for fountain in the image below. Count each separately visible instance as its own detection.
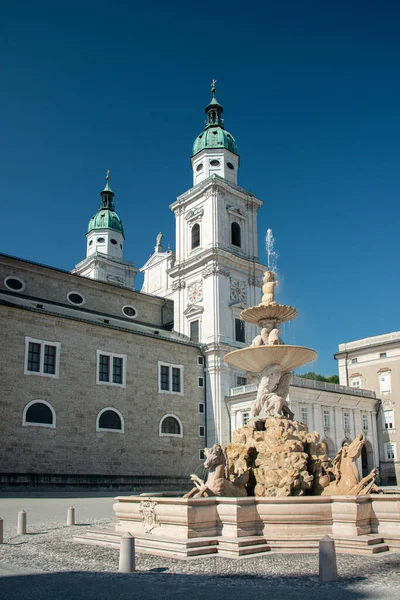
[75,242,400,557]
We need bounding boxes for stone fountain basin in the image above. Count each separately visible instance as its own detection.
[224,345,317,373]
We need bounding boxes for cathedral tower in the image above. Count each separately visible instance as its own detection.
[72,173,138,287]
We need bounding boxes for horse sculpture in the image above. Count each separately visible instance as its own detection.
[321,434,379,496]
[183,444,249,498]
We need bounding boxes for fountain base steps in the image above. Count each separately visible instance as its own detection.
[74,529,389,558]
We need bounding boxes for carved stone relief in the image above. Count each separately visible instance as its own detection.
[139,501,159,533]
[171,279,186,290]
[202,264,230,279]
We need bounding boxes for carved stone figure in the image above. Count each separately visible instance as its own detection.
[249,366,294,422]
[261,270,278,305]
[251,325,283,347]
[183,444,249,498]
[156,232,163,247]
[321,434,380,496]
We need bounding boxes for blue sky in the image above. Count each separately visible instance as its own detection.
[1,1,399,376]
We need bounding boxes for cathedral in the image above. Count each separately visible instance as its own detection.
[0,86,380,489]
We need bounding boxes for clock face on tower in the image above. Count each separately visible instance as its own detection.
[230,279,247,302]
[188,281,203,304]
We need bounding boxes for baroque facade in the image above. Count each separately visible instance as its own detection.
[335,332,400,485]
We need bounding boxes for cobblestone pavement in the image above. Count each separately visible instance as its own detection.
[0,518,399,599]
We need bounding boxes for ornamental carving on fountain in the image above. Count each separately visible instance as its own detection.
[186,267,381,498]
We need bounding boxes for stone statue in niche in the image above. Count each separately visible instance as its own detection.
[183,444,249,498]
[248,365,294,422]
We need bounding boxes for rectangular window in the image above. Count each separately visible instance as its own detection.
[198,356,204,366]
[199,449,205,460]
[199,426,205,437]
[96,351,126,387]
[25,337,60,378]
[242,412,249,426]
[198,376,204,387]
[351,358,358,364]
[385,443,396,461]
[158,362,184,395]
[362,414,369,430]
[190,320,199,343]
[198,402,205,414]
[235,318,245,343]
[352,380,361,388]
[343,412,350,430]
[384,410,394,429]
[380,352,387,359]
[300,407,308,424]
[237,376,247,387]
[380,373,391,393]
[323,409,330,428]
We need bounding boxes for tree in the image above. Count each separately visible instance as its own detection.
[296,371,339,384]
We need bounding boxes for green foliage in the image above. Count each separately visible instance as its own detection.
[297,371,339,384]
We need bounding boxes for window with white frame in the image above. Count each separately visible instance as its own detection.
[323,409,330,428]
[300,407,308,424]
[385,442,396,461]
[198,402,205,414]
[197,356,204,366]
[199,426,205,437]
[190,320,200,342]
[158,362,184,394]
[379,372,391,393]
[380,352,387,359]
[237,376,247,387]
[23,400,56,428]
[96,351,126,387]
[362,414,369,430]
[351,378,361,388]
[96,408,124,433]
[235,318,245,343]
[242,412,249,426]
[198,376,204,387]
[159,414,183,437]
[351,358,358,364]
[24,337,60,378]
[343,411,350,430]
[384,410,394,429]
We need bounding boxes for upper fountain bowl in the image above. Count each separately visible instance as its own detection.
[224,345,317,373]
[240,303,298,325]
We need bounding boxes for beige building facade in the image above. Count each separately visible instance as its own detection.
[335,332,400,485]
[0,253,206,489]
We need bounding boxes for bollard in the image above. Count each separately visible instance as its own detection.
[118,533,135,573]
[67,506,76,526]
[17,510,27,535]
[0,518,3,544]
[319,535,338,582]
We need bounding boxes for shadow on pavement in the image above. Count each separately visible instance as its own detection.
[0,570,378,600]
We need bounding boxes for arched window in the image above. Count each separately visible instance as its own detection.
[97,408,124,433]
[159,414,183,437]
[191,223,200,250]
[231,222,241,247]
[23,400,56,428]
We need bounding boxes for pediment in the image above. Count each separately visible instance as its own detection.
[230,301,248,311]
[183,304,205,317]
[227,205,247,220]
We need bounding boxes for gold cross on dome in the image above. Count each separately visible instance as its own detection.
[106,169,110,180]
[211,79,217,94]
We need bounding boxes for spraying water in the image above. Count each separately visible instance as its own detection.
[266,228,279,272]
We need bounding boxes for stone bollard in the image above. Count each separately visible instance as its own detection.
[118,533,135,573]
[0,518,3,544]
[67,506,75,526]
[319,535,338,582]
[17,510,27,535]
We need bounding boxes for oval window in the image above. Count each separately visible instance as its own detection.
[227,162,234,170]
[67,292,85,306]
[97,237,105,243]
[4,276,25,291]
[122,305,137,318]
[196,163,203,172]
[111,239,117,245]
[210,159,220,166]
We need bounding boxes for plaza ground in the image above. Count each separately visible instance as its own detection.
[0,494,399,600]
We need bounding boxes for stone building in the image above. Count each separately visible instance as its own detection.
[226,376,379,477]
[335,332,400,485]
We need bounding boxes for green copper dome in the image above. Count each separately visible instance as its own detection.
[87,176,125,237]
[192,91,238,157]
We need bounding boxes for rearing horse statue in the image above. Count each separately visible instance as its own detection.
[183,444,249,498]
[321,434,379,496]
